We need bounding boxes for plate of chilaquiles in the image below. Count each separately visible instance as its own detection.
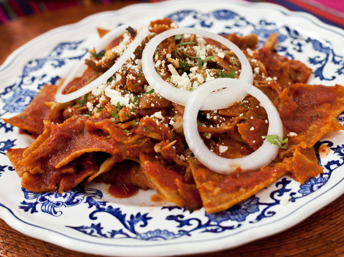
[1,1,344,256]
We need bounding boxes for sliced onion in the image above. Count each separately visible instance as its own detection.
[55,23,149,103]
[183,78,283,174]
[141,27,253,110]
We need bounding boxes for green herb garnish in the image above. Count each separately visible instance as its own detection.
[91,50,105,59]
[78,93,89,106]
[238,103,249,110]
[179,41,196,46]
[219,70,235,78]
[116,101,122,110]
[144,89,155,95]
[112,108,119,119]
[189,157,198,166]
[133,95,140,105]
[197,120,204,126]
[174,34,182,40]
[263,135,288,149]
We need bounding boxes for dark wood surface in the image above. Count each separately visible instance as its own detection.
[0,2,343,256]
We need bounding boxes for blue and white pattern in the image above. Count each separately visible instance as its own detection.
[0,1,344,256]
[0,41,87,117]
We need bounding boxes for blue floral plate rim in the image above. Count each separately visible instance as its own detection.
[0,1,344,256]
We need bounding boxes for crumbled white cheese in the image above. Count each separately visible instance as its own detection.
[152,111,163,120]
[170,72,192,90]
[167,64,179,76]
[115,73,122,82]
[86,102,93,112]
[178,155,186,161]
[219,145,228,153]
[190,66,198,73]
[104,87,130,106]
[110,32,131,56]
[92,81,107,97]
[127,73,135,80]
[218,52,225,58]
[155,60,161,68]
[205,133,211,140]
[193,37,206,59]
[287,132,298,137]
[246,48,254,56]
[205,69,215,81]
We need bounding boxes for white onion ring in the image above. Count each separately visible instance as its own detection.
[183,78,283,174]
[55,23,149,103]
[141,27,253,110]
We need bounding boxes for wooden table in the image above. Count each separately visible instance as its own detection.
[0,2,344,256]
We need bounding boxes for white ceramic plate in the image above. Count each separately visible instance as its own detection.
[1,0,344,256]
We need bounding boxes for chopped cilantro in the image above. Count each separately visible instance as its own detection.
[238,103,249,110]
[78,93,89,106]
[112,108,119,119]
[197,120,204,126]
[174,34,182,41]
[179,41,196,46]
[133,95,140,105]
[263,135,288,149]
[144,89,155,95]
[202,55,217,64]
[91,50,105,59]
[219,70,235,78]
[124,129,131,134]
[189,157,198,166]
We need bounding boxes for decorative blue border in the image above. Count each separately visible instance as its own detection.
[0,2,344,254]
